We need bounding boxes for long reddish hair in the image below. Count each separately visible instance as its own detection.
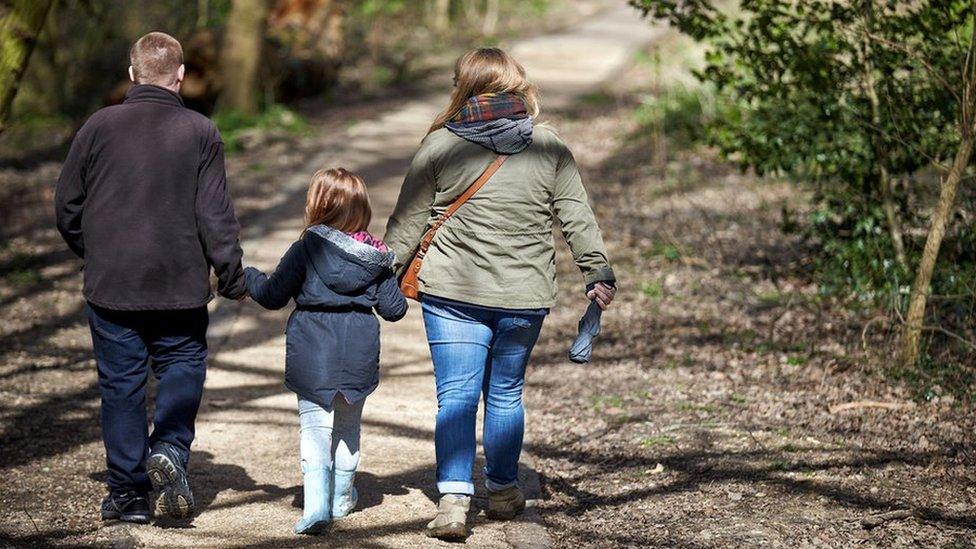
[428,47,540,133]
[304,167,371,233]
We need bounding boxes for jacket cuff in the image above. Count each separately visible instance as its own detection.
[241,266,262,294]
[583,265,616,289]
[219,268,248,300]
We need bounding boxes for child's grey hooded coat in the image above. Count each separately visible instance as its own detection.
[245,225,407,408]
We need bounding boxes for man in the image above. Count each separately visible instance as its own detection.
[55,32,245,523]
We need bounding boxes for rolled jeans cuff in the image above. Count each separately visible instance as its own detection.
[437,480,474,496]
[485,475,518,493]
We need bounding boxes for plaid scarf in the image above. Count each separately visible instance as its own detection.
[452,92,527,124]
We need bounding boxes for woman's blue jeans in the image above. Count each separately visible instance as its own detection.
[421,297,545,495]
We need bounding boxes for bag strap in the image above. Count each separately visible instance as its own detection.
[415,154,508,260]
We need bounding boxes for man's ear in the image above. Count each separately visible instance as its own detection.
[128,66,136,83]
[176,64,185,83]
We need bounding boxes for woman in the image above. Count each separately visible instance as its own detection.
[385,47,616,540]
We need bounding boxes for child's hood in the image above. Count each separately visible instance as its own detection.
[303,225,396,293]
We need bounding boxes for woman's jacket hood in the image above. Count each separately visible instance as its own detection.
[304,225,396,294]
[444,116,534,154]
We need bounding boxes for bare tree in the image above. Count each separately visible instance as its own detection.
[482,0,499,36]
[219,0,269,114]
[431,0,451,33]
[0,0,56,133]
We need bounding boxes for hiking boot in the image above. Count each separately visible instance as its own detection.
[148,443,194,519]
[101,490,151,524]
[425,494,470,541]
[486,485,525,521]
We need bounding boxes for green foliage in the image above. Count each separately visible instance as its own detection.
[888,352,975,403]
[354,0,409,17]
[808,187,976,306]
[635,0,970,180]
[633,0,976,306]
[645,241,683,262]
[809,197,907,300]
[636,87,704,134]
[640,280,664,298]
[634,85,719,147]
[0,112,72,158]
[211,104,309,154]
[14,0,208,120]
[0,252,41,286]
[342,0,563,91]
[5,269,41,286]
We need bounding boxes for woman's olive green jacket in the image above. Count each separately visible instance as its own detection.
[384,125,615,309]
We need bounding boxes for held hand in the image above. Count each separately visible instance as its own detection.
[586,282,616,310]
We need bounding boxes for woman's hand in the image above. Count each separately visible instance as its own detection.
[586,282,616,310]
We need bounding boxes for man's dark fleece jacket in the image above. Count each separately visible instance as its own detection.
[55,84,246,310]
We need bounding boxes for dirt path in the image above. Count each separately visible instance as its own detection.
[10,6,655,548]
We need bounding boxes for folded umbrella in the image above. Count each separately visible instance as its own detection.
[568,301,602,363]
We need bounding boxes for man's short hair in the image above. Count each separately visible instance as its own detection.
[129,32,183,86]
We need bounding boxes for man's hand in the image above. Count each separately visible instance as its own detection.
[586,282,616,310]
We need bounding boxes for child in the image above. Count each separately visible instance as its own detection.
[245,167,407,534]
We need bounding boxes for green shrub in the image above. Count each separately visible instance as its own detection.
[211,104,309,154]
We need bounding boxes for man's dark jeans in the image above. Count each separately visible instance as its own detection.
[87,304,208,493]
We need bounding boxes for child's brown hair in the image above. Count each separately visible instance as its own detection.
[304,167,371,233]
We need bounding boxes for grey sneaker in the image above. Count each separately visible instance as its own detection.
[486,486,525,520]
[426,494,470,541]
[147,443,194,519]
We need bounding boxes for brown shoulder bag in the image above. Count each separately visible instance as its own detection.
[399,154,508,301]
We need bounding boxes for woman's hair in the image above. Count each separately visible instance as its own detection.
[428,47,540,133]
[304,167,371,233]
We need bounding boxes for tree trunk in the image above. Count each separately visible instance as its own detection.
[880,169,908,270]
[198,0,210,29]
[319,2,344,61]
[899,132,975,367]
[0,0,55,133]
[482,0,499,36]
[432,0,451,33]
[219,0,269,115]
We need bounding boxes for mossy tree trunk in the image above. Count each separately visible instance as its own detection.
[0,0,55,133]
[219,0,269,115]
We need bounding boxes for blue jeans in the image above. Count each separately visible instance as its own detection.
[297,396,364,472]
[421,297,545,495]
[87,304,208,493]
